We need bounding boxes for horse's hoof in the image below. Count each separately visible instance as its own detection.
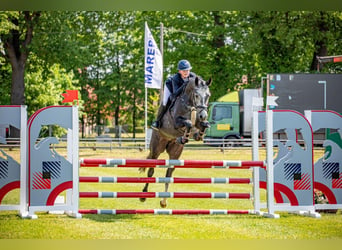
[193,132,202,141]
[200,121,210,128]
[176,137,182,144]
[138,167,146,173]
[176,137,188,144]
[140,198,146,202]
[160,200,167,208]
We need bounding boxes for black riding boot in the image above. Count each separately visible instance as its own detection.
[151,105,168,130]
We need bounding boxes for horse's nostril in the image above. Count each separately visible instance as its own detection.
[199,112,206,120]
[200,112,207,120]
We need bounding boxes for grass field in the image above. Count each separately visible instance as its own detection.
[0,147,341,240]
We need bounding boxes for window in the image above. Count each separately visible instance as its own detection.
[212,105,232,121]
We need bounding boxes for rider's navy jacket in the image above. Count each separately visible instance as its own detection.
[165,72,197,98]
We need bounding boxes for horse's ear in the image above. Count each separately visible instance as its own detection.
[206,77,212,86]
[195,76,199,87]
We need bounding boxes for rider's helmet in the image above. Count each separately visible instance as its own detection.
[177,59,192,71]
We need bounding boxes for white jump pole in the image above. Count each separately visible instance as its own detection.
[252,110,262,215]
[264,109,279,218]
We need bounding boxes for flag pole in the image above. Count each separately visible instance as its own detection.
[159,22,164,106]
[145,86,148,150]
[144,22,148,150]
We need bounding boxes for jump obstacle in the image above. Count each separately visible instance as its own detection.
[0,106,27,216]
[78,158,261,216]
[78,160,256,200]
[0,105,341,219]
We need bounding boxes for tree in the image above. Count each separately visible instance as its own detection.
[1,11,341,139]
[309,11,342,71]
[25,63,79,116]
[0,63,11,105]
[29,11,106,135]
[244,11,342,74]
[0,11,41,105]
[76,11,145,136]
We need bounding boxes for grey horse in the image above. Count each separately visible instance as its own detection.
[139,76,212,207]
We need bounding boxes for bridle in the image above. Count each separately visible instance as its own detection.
[183,82,210,125]
[188,87,209,112]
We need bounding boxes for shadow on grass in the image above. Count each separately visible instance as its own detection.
[81,214,144,222]
[80,213,263,223]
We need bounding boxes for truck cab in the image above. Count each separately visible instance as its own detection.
[205,102,240,141]
[203,89,262,146]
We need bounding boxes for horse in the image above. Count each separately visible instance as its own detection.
[139,76,212,208]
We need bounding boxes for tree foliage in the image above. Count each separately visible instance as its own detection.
[0,11,41,105]
[244,11,342,73]
[0,11,341,137]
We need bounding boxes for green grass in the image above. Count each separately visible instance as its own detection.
[0,147,342,239]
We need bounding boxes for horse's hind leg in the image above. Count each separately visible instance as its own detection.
[140,130,166,203]
[160,143,184,208]
[140,167,154,202]
[160,168,175,208]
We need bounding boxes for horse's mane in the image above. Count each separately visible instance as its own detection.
[183,76,209,95]
[189,75,204,86]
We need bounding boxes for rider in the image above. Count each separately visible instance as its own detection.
[151,59,196,130]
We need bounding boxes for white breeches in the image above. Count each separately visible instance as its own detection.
[163,85,171,106]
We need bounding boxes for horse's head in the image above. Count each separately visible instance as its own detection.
[185,76,212,128]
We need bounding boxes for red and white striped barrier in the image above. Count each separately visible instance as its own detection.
[79,158,266,169]
[79,191,251,199]
[79,176,251,184]
[79,209,252,215]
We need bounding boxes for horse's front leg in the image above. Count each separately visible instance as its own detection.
[175,116,192,144]
[193,121,210,141]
